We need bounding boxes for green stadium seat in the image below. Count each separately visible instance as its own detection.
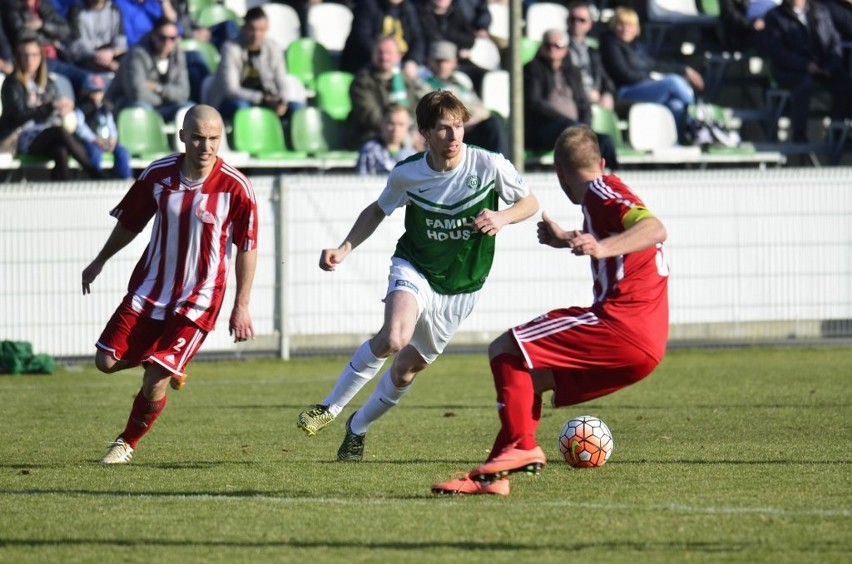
[180,38,221,73]
[231,106,308,160]
[315,71,354,121]
[290,107,358,162]
[194,4,241,28]
[286,38,334,92]
[591,104,647,157]
[117,107,171,159]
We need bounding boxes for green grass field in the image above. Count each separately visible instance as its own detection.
[1,346,850,563]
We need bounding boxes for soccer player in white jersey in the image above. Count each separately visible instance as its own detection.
[298,90,539,462]
[81,104,259,464]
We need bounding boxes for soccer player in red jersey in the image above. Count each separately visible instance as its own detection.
[81,104,259,464]
[433,125,669,495]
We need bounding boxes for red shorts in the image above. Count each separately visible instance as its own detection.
[511,307,659,407]
[96,299,208,376]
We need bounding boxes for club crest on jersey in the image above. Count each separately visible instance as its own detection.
[195,195,216,224]
[466,174,480,190]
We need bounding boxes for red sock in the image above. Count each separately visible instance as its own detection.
[119,388,167,448]
[488,353,538,456]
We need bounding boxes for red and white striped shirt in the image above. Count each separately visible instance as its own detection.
[583,174,669,361]
[110,154,258,331]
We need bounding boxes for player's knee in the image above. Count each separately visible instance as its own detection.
[373,332,408,356]
[94,351,120,373]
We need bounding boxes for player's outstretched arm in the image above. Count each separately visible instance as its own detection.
[230,248,257,342]
[569,216,667,260]
[319,201,387,271]
[473,192,539,236]
[81,223,138,295]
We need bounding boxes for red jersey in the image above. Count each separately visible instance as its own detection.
[110,154,258,331]
[583,174,669,361]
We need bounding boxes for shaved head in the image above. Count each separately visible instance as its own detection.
[180,104,224,178]
[183,104,223,132]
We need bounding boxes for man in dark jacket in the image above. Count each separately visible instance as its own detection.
[347,34,420,148]
[524,28,619,169]
[340,0,425,77]
[107,16,191,121]
[764,0,852,142]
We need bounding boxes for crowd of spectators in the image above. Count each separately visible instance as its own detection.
[1,0,850,179]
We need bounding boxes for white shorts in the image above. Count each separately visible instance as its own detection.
[386,257,480,363]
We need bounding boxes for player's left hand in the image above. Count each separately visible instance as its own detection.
[229,305,255,342]
[81,261,103,295]
[473,209,506,236]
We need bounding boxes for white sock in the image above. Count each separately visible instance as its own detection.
[323,340,386,416]
[350,369,411,435]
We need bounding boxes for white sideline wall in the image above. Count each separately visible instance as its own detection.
[1,168,851,359]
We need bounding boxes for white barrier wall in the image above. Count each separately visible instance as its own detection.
[1,168,851,359]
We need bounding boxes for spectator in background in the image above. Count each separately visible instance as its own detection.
[4,0,92,92]
[207,7,299,125]
[420,40,509,156]
[355,102,417,174]
[764,0,852,142]
[599,7,703,144]
[524,29,619,169]
[340,0,425,78]
[108,17,191,121]
[0,33,104,179]
[815,0,852,41]
[418,0,486,94]
[67,0,128,74]
[73,73,132,178]
[52,0,77,18]
[113,0,179,47]
[452,0,491,39]
[567,1,615,112]
[719,0,774,53]
[0,19,14,76]
[4,0,71,57]
[348,34,420,148]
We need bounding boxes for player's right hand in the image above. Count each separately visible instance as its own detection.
[537,212,571,249]
[81,261,103,295]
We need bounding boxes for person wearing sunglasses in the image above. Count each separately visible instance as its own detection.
[566,1,615,112]
[107,16,191,121]
[524,28,620,170]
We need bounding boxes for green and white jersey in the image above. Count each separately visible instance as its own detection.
[377,144,528,295]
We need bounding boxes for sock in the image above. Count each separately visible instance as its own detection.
[350,369,410,435]
[119,388,167,448]
[487,392,543,460]
[489,353,538,454]
[323,340,387,416]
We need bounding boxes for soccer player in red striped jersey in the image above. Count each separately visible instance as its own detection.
[81,104,259,464]
[433,125,669,496]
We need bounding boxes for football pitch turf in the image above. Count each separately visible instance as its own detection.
[0,346,849,563]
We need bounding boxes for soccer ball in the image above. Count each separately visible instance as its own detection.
[558,415,614,468]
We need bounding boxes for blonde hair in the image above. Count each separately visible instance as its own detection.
[609,6,641,35]
[554,125,601,171]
